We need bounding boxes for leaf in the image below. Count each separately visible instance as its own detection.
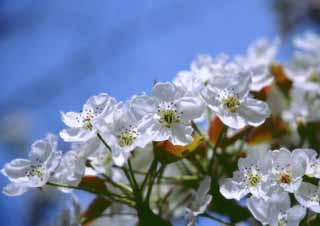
[154,136,204,164]
[79,176,107,192]
[270,63,292,96]
[208,116,224,144]
[252,85,273,101]
[246,116,290,145]
[81,196,110,225]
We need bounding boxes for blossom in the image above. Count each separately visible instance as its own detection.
[186,176,212,226]
[283,88,320,124]
[270,148,306,193]
[285,32,320,93]
[60,93,117,142]
[293,148,320,179]
[54,195,81,226]
[86,138,113,175]
[1,134,62,196]
[100,100,152,166]
[50,150,86,192]
[235,38,279,91]
[247,192,306,226]
[129,82,204,145]
[201,72,270,129]
[219,149,272,200]
[295,181,320,213]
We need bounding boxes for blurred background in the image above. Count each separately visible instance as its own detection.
[0,1,320,225]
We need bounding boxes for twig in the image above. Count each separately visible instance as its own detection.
[202,213,234,226]
[208,125,227,174]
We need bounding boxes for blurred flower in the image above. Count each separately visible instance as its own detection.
[247,192,306,226]
[1,134,62,196]
[294,148,320,178]
[185,176,212,226]
[295,181,320,213]
[54,195,81,226]
[283,87,320,124]
[50,150,86,192]
[285,32,320,94]
[235,38,280,91]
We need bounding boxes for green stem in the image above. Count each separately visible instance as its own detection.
[100,173,133,195]
[144,161,161,205]
[202,213,234,226]
[208,125,227,174]
[96,132,112,152]
[141,158,158,192]
[47,181,134,207]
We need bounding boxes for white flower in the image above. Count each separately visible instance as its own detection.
[130,82,204,145]
[60,93,117,142]
[285,32,320,93]
[1,134,62,196]
[293,148,320,178]
[235,38,279,91]
[220,149,272,200]
[295,181,320,213]
[173,54,229,95]
[283,88,320,124]
[50,150,86,192]
[247,192,306,226]
[270,148,306,193]
[55,195,81,226]
[201,72,270,129]
[101,100,152,166]
[186,176,212,226]
[85,138,113,174]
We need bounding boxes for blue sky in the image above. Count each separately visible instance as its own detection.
[0,1,316,225]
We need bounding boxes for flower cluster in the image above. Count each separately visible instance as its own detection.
[2,32,320,226]
[219,148,320,225]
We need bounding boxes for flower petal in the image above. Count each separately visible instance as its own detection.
[2,183,29,196]
[238,98,270,127]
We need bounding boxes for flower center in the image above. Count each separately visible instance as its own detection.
[159,110,180,128]
[278,217,287,226]
[118,130,137,147]
[82,118,93,130]
[278,172,292,185]
[26,166,44,180]
[246,173,261,187]
[308,72,320,83]
[222,96,240,113]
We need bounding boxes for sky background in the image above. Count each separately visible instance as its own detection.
[0,1,319,225]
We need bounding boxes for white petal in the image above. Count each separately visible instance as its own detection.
[85,93,117,120]
[250,65,273,91]
[129,95,157,119]
[238,98,270,127]
[60,111,82,128]
[29,136,56,164]
[247,196,269,225]
[1,159,31,183]
[287,205,306,222]
[177,97,205,121]
[170,124,193,146]
[216,111,247,129]
[294,182,320,212]
[60,128,95,142]
[151,82,181,102]
[219,177,248,200]
[2,183,29,196]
